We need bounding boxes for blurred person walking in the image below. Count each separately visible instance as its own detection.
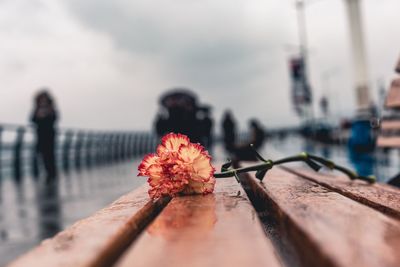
[232,119,265,161]
[198,106,213,151]
[222,110,236,152]
[31,90,58,181]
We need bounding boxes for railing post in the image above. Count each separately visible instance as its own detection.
[85,132,92,167]
[94,133,103,165]
[127,134,133,158]
[75,132,83,169]
[62,131,73,172]
[13,127,25,182]
[99,133,108,165]
[138,133,144,155]
[132,133,138,157]
[144,133,150,154]
[118,133,124,161]
[114,133,120,162]
[107,134,114,163]
[120,133,127,161]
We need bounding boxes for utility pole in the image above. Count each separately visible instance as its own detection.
[294,0,314,122]
[296,0,308,77]
[345,0,371,111]
[345,0,375,159]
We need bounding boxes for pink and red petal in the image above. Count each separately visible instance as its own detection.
[161,133,190,152]
[140,133,215,199]
[138,153,159,176]
[178,143,205,163]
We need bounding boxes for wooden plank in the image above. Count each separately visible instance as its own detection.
[385,78,400,108]
[115,179,283,267]
[283,167,400,220]
[377,136,400,148]
[380,120,400,130]
[7,185,170,267]
[241,168,400,267]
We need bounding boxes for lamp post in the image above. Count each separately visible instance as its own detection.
[345,0,375,165]
[345,0,371,112]
[296,0,308,79]
[294,0,314,122]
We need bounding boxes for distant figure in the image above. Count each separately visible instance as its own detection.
[154,89,213,146]
[31,90,58,181]
[248,119,265,150]
[198,106,213,151]
[233,119,265,161]
[222,111,236,152]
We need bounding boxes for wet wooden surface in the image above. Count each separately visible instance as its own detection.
[385,78,400,108]
[377,120,400,147]
[7,185,170,267]
[115,179,282,267]
[377,136,400,148]
[283,167,400,219]
[380,120,400,130]
[242,167,400,267]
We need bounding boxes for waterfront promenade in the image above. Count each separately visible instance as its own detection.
[1,130,399,266]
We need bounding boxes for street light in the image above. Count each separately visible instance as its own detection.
[292,0,316,124]
[344,0,371,112]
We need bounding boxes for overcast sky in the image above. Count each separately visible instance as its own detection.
[0,0,399,131]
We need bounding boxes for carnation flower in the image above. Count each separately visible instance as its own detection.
[138,133,215,199]
[138,133,371,199]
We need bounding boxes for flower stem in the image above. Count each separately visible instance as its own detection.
[214,152,376,183]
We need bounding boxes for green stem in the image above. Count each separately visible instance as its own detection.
[214,162,273,178]
[214,152,376,183]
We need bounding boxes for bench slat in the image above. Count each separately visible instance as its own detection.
[380,120,400,130]
[377,137,400,148]
[385,78,400,108]
[115,179,282,267]
[7,185,170,267]
[284,167,400,219]
[242,168,400,267]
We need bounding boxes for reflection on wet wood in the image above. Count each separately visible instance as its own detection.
[7,185,170,267]
[115,179,282,267]
[242,168,400,267]
[284,167,400,219]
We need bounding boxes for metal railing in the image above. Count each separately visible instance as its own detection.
[0,123,158,180]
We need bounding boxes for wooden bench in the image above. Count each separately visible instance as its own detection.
[283,167,400,219]
[7,164,400,267]
[377,56,400,148]
[7,186,171,267]
[7,179,282,267]
[114,179,281,267]
[239,166,400,267]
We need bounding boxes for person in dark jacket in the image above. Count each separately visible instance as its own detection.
[31,90,58,181]
[222,110,236,152]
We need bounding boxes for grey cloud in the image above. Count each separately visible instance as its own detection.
[64,0,285,90]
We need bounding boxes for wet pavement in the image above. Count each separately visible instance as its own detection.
[0,160,147,266]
